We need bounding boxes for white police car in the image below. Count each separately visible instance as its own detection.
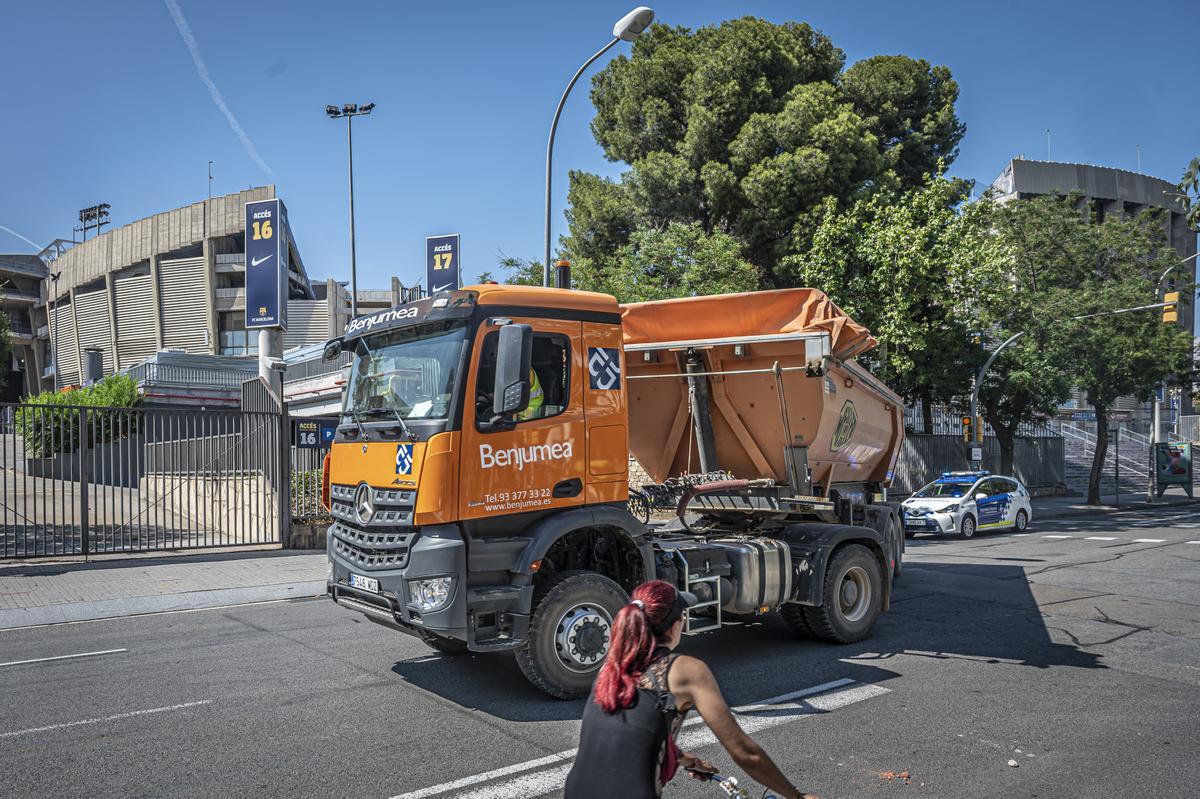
[901,471,1033,539]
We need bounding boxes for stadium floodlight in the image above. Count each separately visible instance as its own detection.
[325,101,377,317]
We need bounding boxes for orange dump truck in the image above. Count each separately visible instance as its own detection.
[321,284,905,698]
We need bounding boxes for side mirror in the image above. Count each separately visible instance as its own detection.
[323,337,344,361]
[975,492,987,501]
[493,324,532,417]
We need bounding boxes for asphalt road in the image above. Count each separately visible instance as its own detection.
[2,505,1199,798]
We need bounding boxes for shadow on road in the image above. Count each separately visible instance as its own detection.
[390,559,1100,720]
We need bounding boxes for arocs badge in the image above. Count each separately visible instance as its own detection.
[588,347,621,390]
[395,443,414,475]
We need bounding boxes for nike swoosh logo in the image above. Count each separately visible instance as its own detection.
[250,254,274,267]
[432,283,454,292]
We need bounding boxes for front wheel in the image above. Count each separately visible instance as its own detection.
[516,571,627,699]
[959,514,977,539]
[1014,509,1029,532]
[803,544,883,644]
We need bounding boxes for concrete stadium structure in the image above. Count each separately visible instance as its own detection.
[36,186,411,397]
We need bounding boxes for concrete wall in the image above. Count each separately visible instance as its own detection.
[142,471,277,543]
[891,435,1065,496]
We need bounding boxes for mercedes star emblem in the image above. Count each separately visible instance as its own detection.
[354,483,375,524]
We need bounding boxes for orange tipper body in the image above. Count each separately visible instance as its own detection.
[620,288,905,494]
[325,283,904,698]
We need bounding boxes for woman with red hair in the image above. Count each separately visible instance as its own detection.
[564,580,818,799]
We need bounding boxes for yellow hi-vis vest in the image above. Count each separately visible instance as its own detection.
[518,369,544,421]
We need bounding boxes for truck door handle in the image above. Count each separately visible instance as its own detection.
[553,478,583,498]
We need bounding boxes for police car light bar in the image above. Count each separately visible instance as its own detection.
[941,470,990,479]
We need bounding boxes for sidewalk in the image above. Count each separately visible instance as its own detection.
[0,549,327,631]
[1031,492,1197,520]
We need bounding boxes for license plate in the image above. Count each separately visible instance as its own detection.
[907,519,930,528]
[349,573,379,593]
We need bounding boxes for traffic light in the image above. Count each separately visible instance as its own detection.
[962,416,972,443]
[1162,291,1180,324]
[975,416,984,444]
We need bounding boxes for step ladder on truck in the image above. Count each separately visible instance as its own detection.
[320,284,907,697]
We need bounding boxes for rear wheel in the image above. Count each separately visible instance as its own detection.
[516,571,627,699]
[804,544,883,644]
[959,514,977,539]
[779,602,815,638]
[888,516,903,579]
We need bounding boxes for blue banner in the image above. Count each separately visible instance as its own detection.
[426,234,460,294]
[245,198,288,329]
[294,419,337,449]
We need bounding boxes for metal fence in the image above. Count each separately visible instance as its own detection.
[904,404,1060,438]
[291,442,330,524]
[0,402,286,558]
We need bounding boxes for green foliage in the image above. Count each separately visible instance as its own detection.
[291,469,330,520]
[497,254,544,287]
[790,173,982,408]
[576,222,759,303]
[565,17,965,288]
[1180,156,1199,231]
[16,374,141,457]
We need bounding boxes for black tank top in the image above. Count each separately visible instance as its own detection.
[565,651,685,799]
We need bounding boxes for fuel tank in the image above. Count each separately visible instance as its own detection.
[706,537,792,613]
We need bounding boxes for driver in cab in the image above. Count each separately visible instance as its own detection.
[516,368,545,421]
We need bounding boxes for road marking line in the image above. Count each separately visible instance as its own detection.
[0,648,128,668]
[1133,538,1166,543]
[1012,533,1033,537]
[1186,541,1200,545]
[0,700,211,740]
[391,679,884,799]
[1085,537,1118,541]
[1042,535,1073,539]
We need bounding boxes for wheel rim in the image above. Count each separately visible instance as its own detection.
[554,602,613,673]
[963,517,975,537]
[1016,512,1027,530]
[838,565,872,623]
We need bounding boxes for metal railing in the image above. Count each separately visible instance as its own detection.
[125,362,257,389]
[0,402,285,558]
[904,404,1060,438]
[1059,423,1148,476]
[291,444,330,524]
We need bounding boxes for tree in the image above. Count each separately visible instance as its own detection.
[791,174,983,425]
[1179,156,1200,231]
[963,195,1080,475]
[576,222,759,303]
[564,17,965,291]
[988,198,1193,504]
[496,254,543,286]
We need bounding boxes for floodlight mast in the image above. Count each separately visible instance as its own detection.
[325,102,376,316]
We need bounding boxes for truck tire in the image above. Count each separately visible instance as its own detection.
[516,570,628,699]
[887,516,902,579]
[804,544,883,644]
[417,629,470,656]
[779,602,815,638]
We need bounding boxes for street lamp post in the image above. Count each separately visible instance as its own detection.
[543,7,655,287]
[326,102,376,318]
[1147,250,1199,501]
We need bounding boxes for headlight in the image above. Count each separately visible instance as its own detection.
[409,577,454,612]
[941,504,959,513]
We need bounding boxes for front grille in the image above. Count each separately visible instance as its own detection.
[329,483,417,571]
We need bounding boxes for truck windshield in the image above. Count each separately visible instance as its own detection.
[343,321,467,420]
[913,480,975,498]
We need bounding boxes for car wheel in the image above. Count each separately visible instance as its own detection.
[1014,509,1029,532]
[959,514,977,539]
[516,571,627,699]
[803,544,883,644]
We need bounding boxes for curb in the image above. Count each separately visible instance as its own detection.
[1033,497,1197,521]
[0,580,327,631]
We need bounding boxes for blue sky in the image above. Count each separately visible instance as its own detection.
[1,1,1197,289]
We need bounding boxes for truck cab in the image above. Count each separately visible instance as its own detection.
[324,284,902,698]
